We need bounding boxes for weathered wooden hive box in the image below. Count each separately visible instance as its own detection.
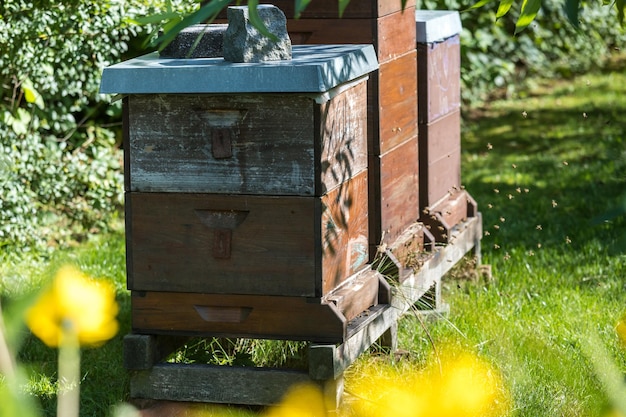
[415,11,478,242]
[100,44,382,343]
[224,0,423,254]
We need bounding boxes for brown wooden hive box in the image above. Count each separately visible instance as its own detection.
[101,45,384,342]
[239,4,423,250]
[415,12,478,242]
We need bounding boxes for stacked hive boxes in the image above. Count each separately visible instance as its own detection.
[100,44,383,343]
[415,11,478,242]
[258,0,425,257]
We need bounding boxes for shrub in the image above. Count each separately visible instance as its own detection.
[0,0,196,250]
[416,0,626,104]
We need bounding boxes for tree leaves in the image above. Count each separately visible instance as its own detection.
[496,0,515,19]
[247,0,278,41]
[617,0,626,24]
[20,77,44,110]
[515,0,542,33]
[563,0,580,26]
[294,0,312,19]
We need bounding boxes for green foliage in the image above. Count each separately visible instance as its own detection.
[419,0,626,104]
[0,0,196,250]
[0,0,130,249]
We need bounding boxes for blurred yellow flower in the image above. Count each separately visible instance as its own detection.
[349,350,509,417]
[25,265,119,347]
[265,383,328,417]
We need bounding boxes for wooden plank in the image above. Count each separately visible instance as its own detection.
[317,81,368,195]
[377,138,419,245]
[127,192,317,296]
[383,222,433,283]
[424,149,462,208]
[324,268,381,322]
[421,190,476,242]
[282,19,375,45]
[376,6,416,63]
[127,94,315,195]
[123,97,131,192]
[217,0,404,19]
[419,110,461,206]
[127,86,367,196]
[320,171,370,294]
[127,173,369,297]
[272,7,416,63]
[421,109,461,164]
[378,50,418,154]
[130,363,312,405]
[123,334,189,371]
[417,35,461,124]
[131,292,347,343]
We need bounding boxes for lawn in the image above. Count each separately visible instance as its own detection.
[367,66,626,416]
[2,66,626,416]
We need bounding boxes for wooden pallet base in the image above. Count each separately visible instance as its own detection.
[126,215,482,408]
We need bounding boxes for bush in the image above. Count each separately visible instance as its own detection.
[416,0,626,103]
[0,0,196,250]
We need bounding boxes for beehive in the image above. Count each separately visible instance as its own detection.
[228,0,422,252]
[415,11,478,242]
[100,44,383,343]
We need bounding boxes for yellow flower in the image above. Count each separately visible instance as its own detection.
[349,349,509,417]
[26,265,119,347]
[265,383,328,417]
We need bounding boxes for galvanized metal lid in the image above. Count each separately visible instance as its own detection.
[100,44,378,94]
[415,10,462,43]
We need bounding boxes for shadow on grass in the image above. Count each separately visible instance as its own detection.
[461,71,626,256]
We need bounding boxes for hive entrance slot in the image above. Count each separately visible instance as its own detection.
[193,305,253,323]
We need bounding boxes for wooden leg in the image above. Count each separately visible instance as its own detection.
[376,321,398,353]
[123,334,189,371]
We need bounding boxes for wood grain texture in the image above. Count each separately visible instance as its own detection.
[419,110,461,206]
[271,7,416,63]
[126,87,368,196]
[130,363,312,404]
[424,148,461,207]
[126,172,369,297]
[377,50,418,154]
[420,190,476,242]
[324,268,381,322]
[282,19,375,45]
[370,138,419,246]
[417,35,461,124]
[131,292,346,342]
[376,6,417,63]
[127,192,317,296]
[384,222,432,282]
[262,0,404,18]
[123,334,189,371]
[317,81,368,195]
[320,171,370,294]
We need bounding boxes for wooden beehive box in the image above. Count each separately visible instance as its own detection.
[100,44,383,343]
[415,11,478,242]
[219,0,422,252]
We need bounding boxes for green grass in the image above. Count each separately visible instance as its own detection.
[2,68,626,416]
[368,68,626,416]
[0,230,130,417]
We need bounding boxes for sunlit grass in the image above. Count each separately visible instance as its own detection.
[389,65,626,416]
[2,66,626,416]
